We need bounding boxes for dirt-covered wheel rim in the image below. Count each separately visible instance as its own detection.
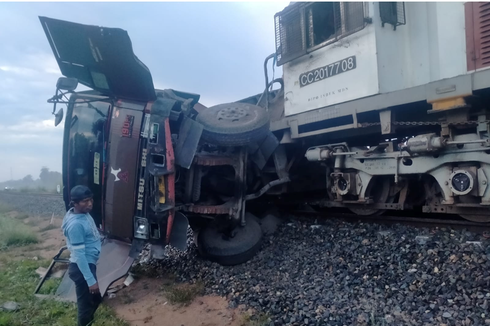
[196,103,269,135]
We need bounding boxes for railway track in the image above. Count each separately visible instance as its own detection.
[285,208,490,234]
[3,190,489,234]
[0,190,66,218]
[1,191,62,198]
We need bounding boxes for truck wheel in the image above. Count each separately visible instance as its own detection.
[196,103,269,146]
[197,216,263,266]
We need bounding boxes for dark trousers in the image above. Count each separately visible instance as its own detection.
[68,263,102,326]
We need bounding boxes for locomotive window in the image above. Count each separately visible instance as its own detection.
[379,2,406,30]
[275,2,366,66]
[308,2,341,47]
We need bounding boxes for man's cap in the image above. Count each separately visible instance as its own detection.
[70,185,93,202]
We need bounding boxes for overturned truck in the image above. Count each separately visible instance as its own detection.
[39,15,279,279]
[39,1,490,297]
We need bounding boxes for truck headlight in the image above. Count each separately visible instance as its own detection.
[134,217,149,239]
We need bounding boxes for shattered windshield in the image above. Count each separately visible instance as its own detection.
[67,99,111,228]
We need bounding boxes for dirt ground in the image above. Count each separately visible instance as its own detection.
[107,278,244,326]
[4,211,65,261]
[18,213,247,326]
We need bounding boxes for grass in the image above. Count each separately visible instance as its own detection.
[36,187,48,193]
[26,219,42,227]
[0,215,38,249]
[0,204,12,214]
[0,255,128,326]
[39,224,58,232]
[0,203,29,220]
[0,212,128,326]
[37,278,62,295]
[130,263,161,279]
[240,312,270,326]
[15,213,30,220]
[120,292,135,305]
[132,264,208,306]
[17,187,57,194]
[161,279,205,306]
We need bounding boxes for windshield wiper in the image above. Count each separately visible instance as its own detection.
[70,115,79,128]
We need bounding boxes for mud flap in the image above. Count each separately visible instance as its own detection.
[55,238,135,302]
[168,211,189,251]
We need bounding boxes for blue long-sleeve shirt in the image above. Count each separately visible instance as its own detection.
[61,208,101,286]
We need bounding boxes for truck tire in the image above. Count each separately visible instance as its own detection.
[197,216,263,266]
[196,103,270,147]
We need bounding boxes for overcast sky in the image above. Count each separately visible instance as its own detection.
[0,1,288,182]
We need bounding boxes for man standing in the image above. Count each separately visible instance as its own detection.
[62,185,102,326]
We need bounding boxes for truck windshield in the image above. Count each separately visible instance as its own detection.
[67,99,111,228]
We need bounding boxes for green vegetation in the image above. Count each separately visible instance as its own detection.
[240,312,271,326]
[18,187,51,194]
[0,215,38,249]
[37,278,62,296]
[39,224,58,232]
[119,292,135,305]
[160,276,205,306]
[15,213,30,220]
[0,204,12,214]
[0,212,128,326]
[130,263,162,279]
[0,254,128,326]
[1,167,62,194]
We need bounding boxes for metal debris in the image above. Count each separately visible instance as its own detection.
[35,267,47,278]
[415,235,430,245]
[1,302,20,312]
[123,273,134,287]
[466,241,483,249]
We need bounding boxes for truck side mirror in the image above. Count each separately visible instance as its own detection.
[48,77,77,127]
[56,77,78,91]
[54,108,64,127]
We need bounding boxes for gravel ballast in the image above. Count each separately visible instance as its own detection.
[159,219,490,326]
[2,192,490,325]
[0,192,66,217]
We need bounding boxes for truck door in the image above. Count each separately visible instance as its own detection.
[39,16,158,300]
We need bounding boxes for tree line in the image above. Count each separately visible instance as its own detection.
[1,167,62,193]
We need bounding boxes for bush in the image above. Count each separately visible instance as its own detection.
[0,204,12,214]
[0,259,128,326]
[36,187,47,193]
[0,215,38,249]
[163,281,205,306]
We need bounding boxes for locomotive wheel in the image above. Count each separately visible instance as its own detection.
[458,196,490,223]
[349,177,394,216]
[459,214,490,223]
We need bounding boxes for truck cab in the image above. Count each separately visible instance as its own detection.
[40,15,185,251]
[40,16,281,290]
